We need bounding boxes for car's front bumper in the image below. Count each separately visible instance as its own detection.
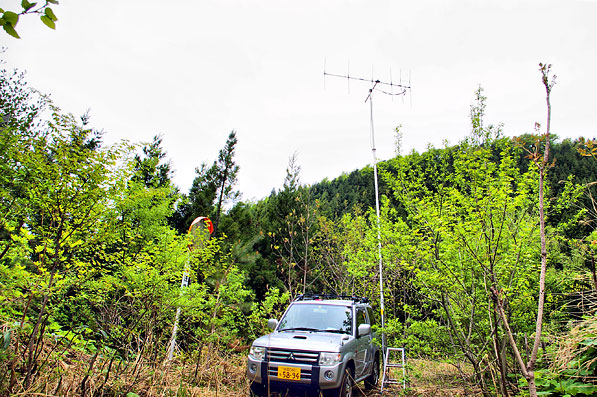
[247,356,345,391]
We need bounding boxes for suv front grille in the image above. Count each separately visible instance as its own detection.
[267,348,319,365]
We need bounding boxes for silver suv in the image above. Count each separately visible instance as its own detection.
[247,294,380,396]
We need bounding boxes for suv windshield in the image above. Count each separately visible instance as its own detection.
[278,303,353,334]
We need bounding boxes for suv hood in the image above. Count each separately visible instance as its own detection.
[253,331,351,352]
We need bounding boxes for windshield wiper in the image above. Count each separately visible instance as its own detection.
[323,329,350,334]
[279,327,321,332]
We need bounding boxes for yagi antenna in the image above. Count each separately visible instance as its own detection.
[323,68,411,101]
[323,63,412,377]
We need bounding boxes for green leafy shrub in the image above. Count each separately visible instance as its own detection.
[385,317,451,358]
[530,314,597,396]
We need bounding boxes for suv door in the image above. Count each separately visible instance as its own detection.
[354,307,370,378]
[364,306,377,376]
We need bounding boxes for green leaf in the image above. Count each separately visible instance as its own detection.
[3,11,19,26]
[3,23,20,38]
[44,7,57,21]
[47,0,59,4]
[21,0,37,12]
[579,338,597,346]
[126,393,140,397]
[40,15,55,29]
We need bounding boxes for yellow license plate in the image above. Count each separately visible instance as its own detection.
[277,366,301,381]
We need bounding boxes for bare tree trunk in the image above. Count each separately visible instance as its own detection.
[490,64,556,397]
[491,285,531,384]
[441,293,490,396]
[526,63,556,395]
[491,308,509,397]
[80,349,99,396]
[590,251,597,290]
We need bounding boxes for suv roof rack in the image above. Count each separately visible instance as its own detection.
[294,293,370,304]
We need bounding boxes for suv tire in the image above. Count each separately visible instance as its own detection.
[324,367,353,397]
[364,355,380,390]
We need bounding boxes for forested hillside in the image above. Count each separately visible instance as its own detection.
[1,65,596,396]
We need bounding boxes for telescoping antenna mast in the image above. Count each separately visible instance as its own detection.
[324,65,411,361]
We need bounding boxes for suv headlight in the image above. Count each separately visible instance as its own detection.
[319,352,341,366]
[249,346,266,361]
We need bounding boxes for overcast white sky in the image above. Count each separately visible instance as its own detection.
[4,0,597,201]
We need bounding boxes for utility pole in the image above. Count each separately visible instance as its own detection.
[324,65,411,361]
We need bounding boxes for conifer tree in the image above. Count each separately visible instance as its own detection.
[213,130,239,235]
[174,131,239,235]
[131,134,173,188]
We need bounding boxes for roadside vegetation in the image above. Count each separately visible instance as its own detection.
[1,62,596,396]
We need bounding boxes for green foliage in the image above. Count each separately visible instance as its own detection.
[0,66,257,394]
[2,63,597,396]
[349,88,589,396]
[310,166,381,219]
[529,314,597,396]
[247,287,290,340]
[132,134,174,189]
[530,372,597,396]
[1,1,59,38]
[178,239,254,349]
[387,138,541,383]
[385,318,451,358]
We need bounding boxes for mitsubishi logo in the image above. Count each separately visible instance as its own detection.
[288,352,295,360]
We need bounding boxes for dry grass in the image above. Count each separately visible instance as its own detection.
[1,341,249,396]
[2,353,485,397]
[549,313,597,372]
[400,358,482,396]
[2,338,484,397]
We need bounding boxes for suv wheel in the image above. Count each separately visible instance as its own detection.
[364,355,380,390]
[324,367,353,397]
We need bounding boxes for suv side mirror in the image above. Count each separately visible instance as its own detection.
[357,323,371,337]
[267,319,279,330]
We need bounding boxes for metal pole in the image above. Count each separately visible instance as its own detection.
[167,260,191,360]
[367,85,386,361]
